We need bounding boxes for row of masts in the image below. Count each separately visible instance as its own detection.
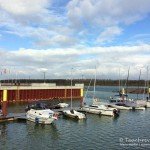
[119,66,149,100]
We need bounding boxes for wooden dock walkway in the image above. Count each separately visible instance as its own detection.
[0,107,83,123]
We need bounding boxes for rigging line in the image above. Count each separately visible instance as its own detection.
[83,78,93,102]
[125,67,130,96]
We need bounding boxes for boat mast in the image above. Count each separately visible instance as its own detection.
[71,68,73,109]
[93,67,97,99]
[137,69,141,100]
[143,79,147,100]
[125,67,130,99]
[119,68,121,93]
[147,66,149,100]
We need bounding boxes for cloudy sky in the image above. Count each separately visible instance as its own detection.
[0,0,150,80]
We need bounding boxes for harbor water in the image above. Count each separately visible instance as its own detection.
[0,86,150,150]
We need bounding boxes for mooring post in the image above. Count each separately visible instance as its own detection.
[2,89,8,117]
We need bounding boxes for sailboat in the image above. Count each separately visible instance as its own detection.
[81,68,120,117]
[109,68,145,110]
[146,67,150,107]
[108,87,132,110]
[63,69,86,120]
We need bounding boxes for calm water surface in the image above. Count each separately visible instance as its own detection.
[0,86,150,150]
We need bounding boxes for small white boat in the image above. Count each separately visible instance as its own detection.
[63,109,86,119]
[26,109,58,124]
[81,104,119,117]
[57,103,69,108]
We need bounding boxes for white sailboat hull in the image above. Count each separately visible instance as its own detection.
[132,107,145,110]
[81,106,101,114]
[63,110,86,119]
[109,104,132,110]
[81,105,119,117]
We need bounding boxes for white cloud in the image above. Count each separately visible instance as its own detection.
[0,0,51,18]
[0,0,76,47]
[0,0,150,47]
[37,34,77,47]
[67,0,150,45]
[96,26,123,44]
[0,44,149,79]
[67,0,150,27]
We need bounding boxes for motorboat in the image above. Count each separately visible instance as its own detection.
[26,109,58,124]
[25,102,48,111]
[63,109,86,119]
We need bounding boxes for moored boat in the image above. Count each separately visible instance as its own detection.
[108,103,132,110]
[62,68,86,120]
[57,103,69,108]
[26,109,58,124]
[109,88,146,110]
[81,102,119,117]
[63,109,86,119]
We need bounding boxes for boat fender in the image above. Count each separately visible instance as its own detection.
[35,117,39,124]
[113,109,119,116]
[70,109,74,114]
[75,116,79,120]
[113,109,117,114]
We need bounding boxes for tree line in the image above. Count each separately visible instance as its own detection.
[0,79,149,87]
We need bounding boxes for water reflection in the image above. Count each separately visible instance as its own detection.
[26,121,60,139]
[62,115,87,125]
[0,123,7,138]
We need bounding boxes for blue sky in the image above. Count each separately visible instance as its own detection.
[0,0,150,79]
